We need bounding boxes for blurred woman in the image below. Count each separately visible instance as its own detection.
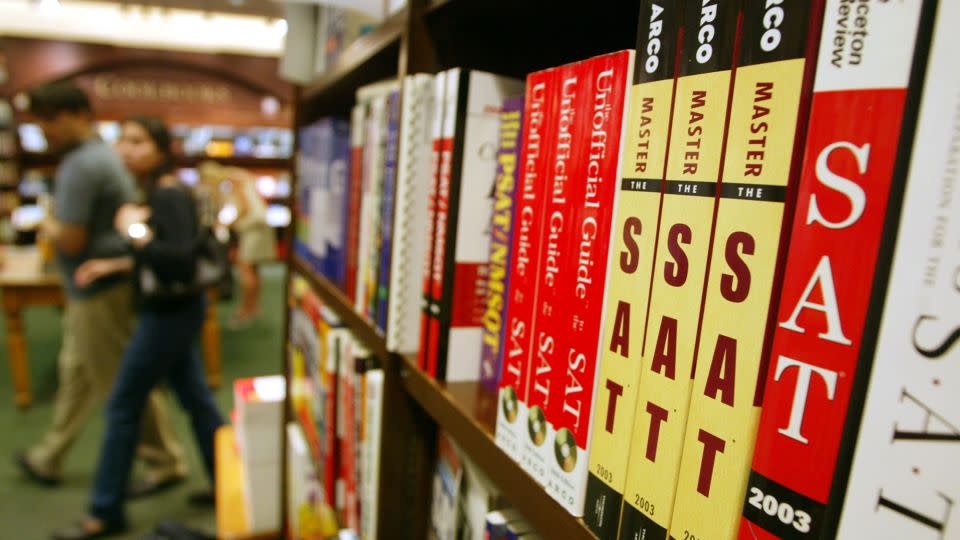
[53,117,224,540]
[199,161,276,328]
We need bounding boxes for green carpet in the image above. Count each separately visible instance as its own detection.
[0,264,287,539]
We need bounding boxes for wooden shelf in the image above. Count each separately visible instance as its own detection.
[291,255,390,361]
[301,10,406,103]
[289,259,598,540]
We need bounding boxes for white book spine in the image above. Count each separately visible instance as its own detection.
[443,70,524,382]
[836,1,960,537]
[356,96,388,316]
[387,73,436,353]
[361,365,385,540]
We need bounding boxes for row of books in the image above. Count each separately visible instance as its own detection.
[489,1,956,540]
[292,0,958,538]
[295,68,525,385]
[428,429,542,540]
[287,273,386,540]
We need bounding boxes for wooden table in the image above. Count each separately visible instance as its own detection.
[0,246,222,408]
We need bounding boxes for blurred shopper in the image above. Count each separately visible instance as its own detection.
[15,83,186,494]
[52,117,225,540]
[198,161,276,328]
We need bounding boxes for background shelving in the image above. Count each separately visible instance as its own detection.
[286,1,647,538]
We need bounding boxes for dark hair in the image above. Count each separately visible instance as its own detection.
[124,116,174,186]
[28,82,92,119]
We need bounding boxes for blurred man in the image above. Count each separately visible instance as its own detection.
[15,82,187,496]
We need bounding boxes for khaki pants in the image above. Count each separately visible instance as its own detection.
[27,283,186,478]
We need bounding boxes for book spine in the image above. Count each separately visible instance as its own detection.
[480,96,525,390]
[367,96,390,323]
[668,1,822,539]
[495,68,557,463]
[322,318,339,508]
[338,330,360,532]
[741,1,929,538]
[545,49,635,518]
[387,75,435,354]
[618,1,741,538]
[429,69,464,380]
[584,1,683,537]
[376,90,401,332]
[330,120,352,290]
[295,126,314,266]
[348,110,362,301]
[361,364,384,540]
[425,69,458,378]
[437,71,524,383]
[314,121,334,278]
[418,71,448,371]
[520,62,585,486]
[355,104,378,316]
[831,1,957,537]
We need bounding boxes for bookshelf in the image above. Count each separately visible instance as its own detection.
[286,1,647,538]
[290,256,598,540]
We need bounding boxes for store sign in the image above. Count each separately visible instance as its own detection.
[92,74,232,105]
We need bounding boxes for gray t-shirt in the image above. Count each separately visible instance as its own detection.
[54,137,136,299]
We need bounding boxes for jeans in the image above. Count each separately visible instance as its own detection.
[89,295,224,525]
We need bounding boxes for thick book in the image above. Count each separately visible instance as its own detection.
[428,69,525,382]
[832,1,957,537]
[325,121,352,288]
[296,120,334,275]
[286,422,339,540]
[544,49,635,518]
[337,327,360,533]
[354,81,400,318]
[583,1,683,537]
[741,1,931,538]
[520,61,585,486]
[375,90,401,332]
[429,430,465,540]
[480,95,525,390]
[360,94,389,321]
[318,308,341,510]
[494,68,558,463]
[289,274,325,472]
[294,125,313,267]
[360,358,384,540]
[387,74,436,354]
[345,103,367,303]
[669,2,823,539]
[618,0,741,537]
[418,71,449,371]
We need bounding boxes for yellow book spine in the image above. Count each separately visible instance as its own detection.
[669,1,815,537]
[618,1,742,538]
[583,1,681,535]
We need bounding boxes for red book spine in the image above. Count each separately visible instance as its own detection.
[521,61,586,484]
[417,72,447,372]
[546,50,634,516]
[741,2,930,538]
[495,68,558,461]
[427,133,454,378]
[346,107,366,304]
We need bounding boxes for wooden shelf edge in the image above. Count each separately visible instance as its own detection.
[398,357,599,540]
[288,256,596,540]
[290,255,390,361]
[301,9,407,101]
